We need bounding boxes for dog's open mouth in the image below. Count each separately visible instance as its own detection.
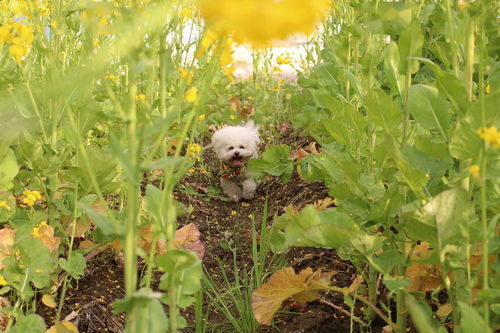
[230,156,245,167]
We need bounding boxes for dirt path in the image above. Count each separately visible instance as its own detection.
[38,132,382,332]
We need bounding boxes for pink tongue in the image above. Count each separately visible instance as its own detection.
[233,159,243,166]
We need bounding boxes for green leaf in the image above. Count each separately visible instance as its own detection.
[59,252,86,279]
[247,145,294,183]
[0,192,16,222]
[384,42,404,97]
[113,289,169,332]
[323,119,351,146]
[383,275,410,291]
[408,84,449,141]
[407,296,439,333]
[458,302,487,333]
[9,314,46,333]
[450,120,482,160]
[407,189,471,247]
[365,88,402,133]
[285,206,360,249]
[398,19,424,74]
[0,148,19,191]
[78,199,118,236]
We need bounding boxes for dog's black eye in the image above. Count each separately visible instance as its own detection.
[239,145,245,149]
[228,146,234,150]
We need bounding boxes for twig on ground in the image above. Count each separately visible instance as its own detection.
[318,298,367,326]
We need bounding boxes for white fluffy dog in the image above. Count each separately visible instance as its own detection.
[211,122,260,202]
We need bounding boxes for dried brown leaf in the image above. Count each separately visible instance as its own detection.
[290,147,309,162]
[174,223,205,260]
[251,267,334,326]
[0,228,15,269]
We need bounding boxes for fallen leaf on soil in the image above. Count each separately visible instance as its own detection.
[229,97,254,119]
[436,303,453,318]
[42,294,57,308]
[382,325,393,333]
[63,311,78,322]
[137,223,205,259]
[251,267,334,326]
[46,320,79,333]
[63,216,91,238]
[406,242,441,292]
[290,147,309,162]
[208,124,218,133]
[78,239,96,251]
[344,275,364,295]
[276,122,292,135]
[0,228,15,269]
[314,197,335,210]
[0,297,10,331]
[173,223,205,259]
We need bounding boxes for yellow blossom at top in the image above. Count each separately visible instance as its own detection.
[0,19,34,63]
[136,93,146,101]
[184,87,198,103]
[198,114,206,121]
[469,165,480,179]
[199,0,330,48]
[0,200,11,211]
[477,126,500,148]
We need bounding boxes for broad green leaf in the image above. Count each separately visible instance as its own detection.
[285,206,360,249]
[0,148,19,191]
[113,289,169,332]
[458,302,487,333]
[407,189,471,247]
[449,120,482,160]
[384,42,404,97]
[365,88,402,133]
[435,71,469,115]
[398,19,424,74]
[408,84,449,141]
[157,250,202,301]
[323,119,351,146]
[59,252,86,279]
[9,314,46,333]
[0,192,16,222]
[247,145,294,183]
[407,296,439,333]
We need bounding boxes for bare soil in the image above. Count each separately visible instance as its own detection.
[38,131,387,332]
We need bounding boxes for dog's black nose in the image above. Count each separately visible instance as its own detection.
[234,151,240,156]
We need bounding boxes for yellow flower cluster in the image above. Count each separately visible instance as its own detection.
[199,0,330,48]
[0,19,34,63]
[1,0,51,17]
[187,143,202,158]
[21,190,42,207]
[477,126,500,148]
[31,220,48,238]
[276,52,292,65]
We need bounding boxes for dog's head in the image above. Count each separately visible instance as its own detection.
[211,121,260,168]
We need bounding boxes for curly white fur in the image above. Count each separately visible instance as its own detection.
[212,121,260,202]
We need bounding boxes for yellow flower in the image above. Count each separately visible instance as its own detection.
[178,68,193,85]
[477,126,500,148]
[0,276,7,286]
[187,168,195,174]
[31,221,48,238]
[184,87,198,103]
[0,21,34,63]
[199,0,330,48]
[229,114,236,120]
[21,190,42,207]
[0,200,10,211]
[187,143,202,157]
[231,210,237,216]
[469,165,480,179]
[198,114,206,121]
[136,93,146,101]
[276,53,292,65]
[485,84,490,94]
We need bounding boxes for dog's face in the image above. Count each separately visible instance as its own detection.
[212,123,260,168]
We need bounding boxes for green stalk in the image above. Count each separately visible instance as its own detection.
[465,20,475,102]
[402,68,411,144]
[124,83,139,297]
